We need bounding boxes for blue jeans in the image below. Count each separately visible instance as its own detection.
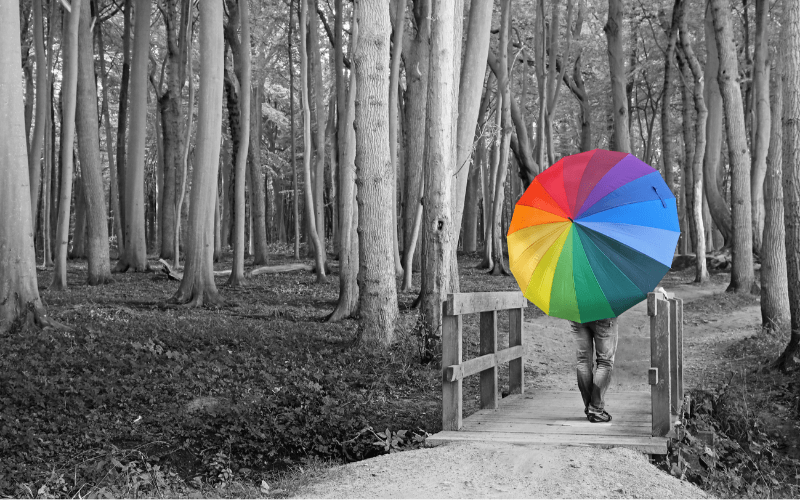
[571,318,618,413]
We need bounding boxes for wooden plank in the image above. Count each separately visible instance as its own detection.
[442,310,463,431]
[650,297,671,437]
[445,291,527,316]
[444,345,524,382]
[460,422,653,436]
[480,311,498,410]
[508,307,524,395]
[464,413,653,423]
[669,298,684,414]
[426,431,669,455]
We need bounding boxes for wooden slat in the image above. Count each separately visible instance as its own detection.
[650,296,671,437]
[465,412,653,423]
[669,298,684,414]
[426,431,668,455]
[444,345,524,382]
[461,422,652,436]
[444,291,527,315]
[480,311,498,409]
[509,307,524,395]
[442,308,463,431]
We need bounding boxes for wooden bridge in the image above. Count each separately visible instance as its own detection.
[427,290,683,455]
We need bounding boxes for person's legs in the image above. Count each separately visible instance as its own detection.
[572,321,594,411]
[588,318,619,413]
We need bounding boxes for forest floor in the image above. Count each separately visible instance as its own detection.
[1,248,798,498]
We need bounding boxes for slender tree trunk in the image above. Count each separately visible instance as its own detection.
[703,6,733,244]
[481,85,502,269]
[775,0,800,369]
[309,0,327,267]
[660,0,684,193]
[227,0,252,286]
[750,0,769,255]
[76,0,111,284]
[402,0,430,273]
[171,0,225,306]
[354,0,397,344]
[299,0,326,281]
[680,24,710,283]
[605,0,631,153]
[329,16,360,322]
[420,0,458,350]
[289,0,300,260]
[71,176,87,260]
[389,0,405,277]
[760,66,789,331]
[28,0,47,226]
[490,0,512,276]
[118,0,151,272]
[51,0,81,290]
[115,0,132,255]
[0,0,52,333]
[249,81,269,265]
[711,0,757,294]
[174,5,195,268]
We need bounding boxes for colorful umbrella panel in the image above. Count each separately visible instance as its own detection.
[507,149,680,323]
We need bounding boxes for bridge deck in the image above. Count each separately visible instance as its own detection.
[427,390,668,455]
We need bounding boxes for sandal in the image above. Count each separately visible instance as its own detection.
[587,410,612,423]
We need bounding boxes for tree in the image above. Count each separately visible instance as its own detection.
[76,0,112,285]
[0,0,51,333]
[51,0,81,290]
[420,0,458,349]
[775,0,800,369]
[660,0,684,194]
[117,0,152,272]
[28,0,46,223]
[605,0,630,153]
[115,0,133,256]
[227,0,252,286]
[299,0,326,282]
[760,62,789,331]
[750,0,770,254]
[710,0,756,294]
[170,0,226,307]
[679,20,709,283]
[354,0,398,344]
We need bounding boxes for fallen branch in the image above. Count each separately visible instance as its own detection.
[159,259,315,281]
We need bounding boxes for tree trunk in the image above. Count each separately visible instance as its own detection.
[760,66,789,331]
[481,83,502,269]
[174,5,195,268]
[421,0,458,352]
[70,176,87,260]
[703,6,733,244]
[710,0,756,294]
[28,0,46,226]
[309,0,327,267]
[115,0,133,255]
[289,0,300,260]
[389,0,405,277]
[227,0,252,286]
[76,0,111,285]
[452,0,494,256]
[677,50,696,254]
[679,22,710,283]
[329,5,360,322]
[750,0,769,255]
[0,0,51,333]
[299,0,326,281]
[51,0,81,290]
[402,0,430,273]
[170,0,226,307]
[249,81,269,265]
[118,0,152,272]
[354,0,397,344]
[605,0,631,153]
[490,0,512,276]
[775,0,800,369]
[660,0,684,193]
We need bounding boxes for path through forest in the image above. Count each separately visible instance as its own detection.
[295,273,760,498]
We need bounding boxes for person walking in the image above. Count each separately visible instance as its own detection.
[571,317,618,423]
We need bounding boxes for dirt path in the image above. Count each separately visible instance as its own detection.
[295,277,758,498]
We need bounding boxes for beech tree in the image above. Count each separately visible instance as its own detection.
[710,0,756,294]
[170,0,226,307]
[605,0,630,153]
[0,0,50,333]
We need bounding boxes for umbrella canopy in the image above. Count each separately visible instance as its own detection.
[507,149,679,323]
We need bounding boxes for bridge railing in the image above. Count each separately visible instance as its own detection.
[647,290,684,437]
[441,291,527,431]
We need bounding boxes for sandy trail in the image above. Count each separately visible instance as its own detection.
[295,279,757,498]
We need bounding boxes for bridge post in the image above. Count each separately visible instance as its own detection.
[509,307,524,395]
[442,302,463,431]
[669,298,684,414]
[479,310,499,409]
[648,292,672,437]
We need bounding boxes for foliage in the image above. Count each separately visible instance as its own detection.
[0,254,443,498]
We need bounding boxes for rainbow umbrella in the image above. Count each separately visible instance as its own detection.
[507,149,679,323]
